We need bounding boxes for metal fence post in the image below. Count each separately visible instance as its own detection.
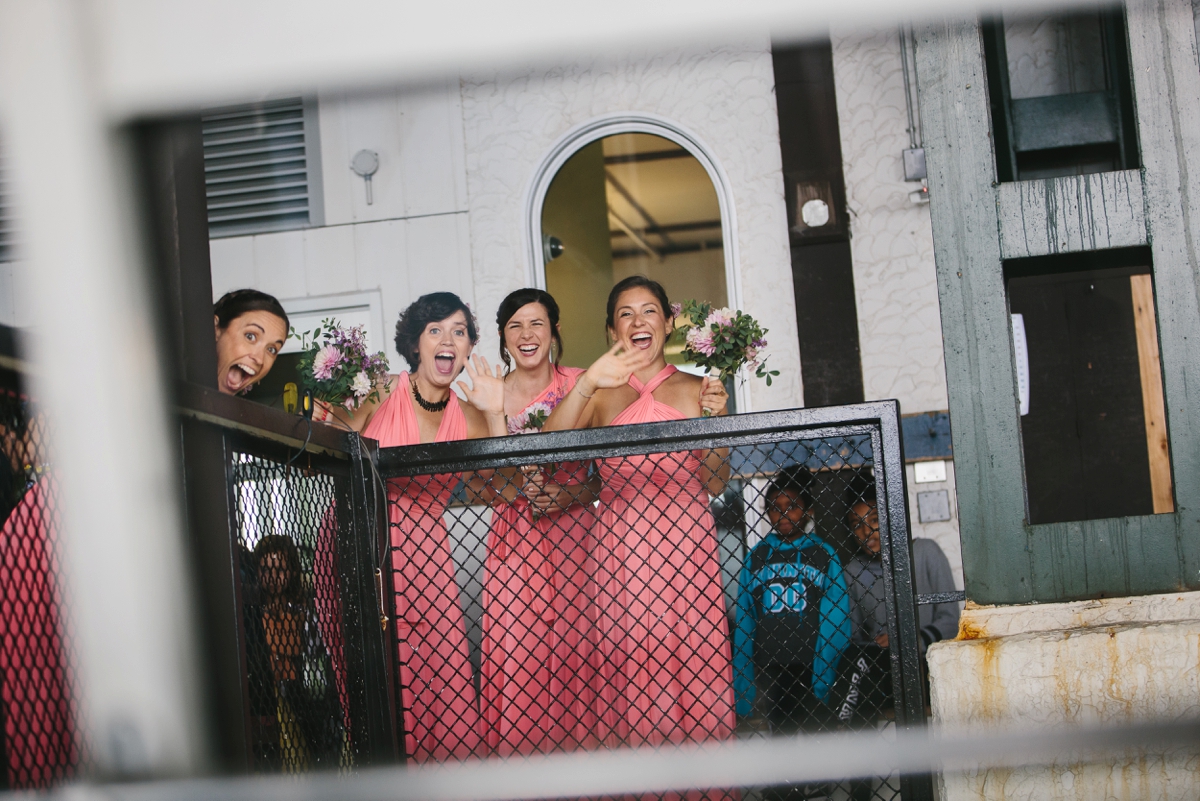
[342,433,400,763]
[875,402,935,801]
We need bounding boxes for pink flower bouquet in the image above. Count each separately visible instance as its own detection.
[674,300,779,390]
[508,401,555,435]
[293,319,391,416]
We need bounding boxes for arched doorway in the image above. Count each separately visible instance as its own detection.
[524,115,743,394]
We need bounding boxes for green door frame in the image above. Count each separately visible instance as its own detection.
[913,0,1200,605]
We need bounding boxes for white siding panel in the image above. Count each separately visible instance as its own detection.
[353,218,404,295]
[208,235,254,298]
[252,229,307,299]
[341,94,406,223]
[316,90,355,227]
[303,224,356,296]
[399,86,469,218]
[405,213,473,304]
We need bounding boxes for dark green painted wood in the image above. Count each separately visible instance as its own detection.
[1125,0,1200,595]
[914,18,1034,604]
[914,2,1200,605]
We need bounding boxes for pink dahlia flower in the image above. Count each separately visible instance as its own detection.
[705,307,734,329]
[686,327,717,356]
[312,345,343,380]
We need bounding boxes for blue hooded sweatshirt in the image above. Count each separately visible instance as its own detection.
[733,532,851,716]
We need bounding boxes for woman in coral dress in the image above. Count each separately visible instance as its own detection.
[475,289,599,755]
[337,292,506,762]
[544,276,735,752]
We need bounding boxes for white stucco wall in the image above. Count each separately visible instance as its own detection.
[458,39,801,412]
[830,26,948,416]
[830,27,961,576]
[905,460,962,591]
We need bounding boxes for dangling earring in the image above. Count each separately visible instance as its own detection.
[549,341,558,365]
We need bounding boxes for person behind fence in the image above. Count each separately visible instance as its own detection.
[733,464,851,741]
[213,289,290,395]
[337,291,507,761]
[844,471,959,672]
[473,288,601,756]
[0,398,79,788]
[254,534,346,771]
[544,275,736,759]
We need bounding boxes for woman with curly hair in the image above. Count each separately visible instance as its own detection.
[336,292,505,761]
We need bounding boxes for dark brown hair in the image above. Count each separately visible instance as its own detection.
[767,464,816,510]
[253,534,303,602]
[394,292,479,370]
[496,288,564,372]
[605,275,672,330]
[214,289,289,333]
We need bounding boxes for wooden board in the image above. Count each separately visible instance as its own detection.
[1130,273,1174,513]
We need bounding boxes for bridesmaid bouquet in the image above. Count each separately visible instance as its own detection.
[292,319,391,415]
[508,402,554,435]
[673,300,780,387]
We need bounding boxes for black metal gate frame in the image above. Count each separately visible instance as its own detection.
[374,399,933,800]
[177,383,399,770]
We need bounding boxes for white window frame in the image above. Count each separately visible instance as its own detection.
[522,112,748,411]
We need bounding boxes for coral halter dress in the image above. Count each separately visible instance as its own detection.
[364,374,481,762]
[592,365,736,749]
[480,366,598,755]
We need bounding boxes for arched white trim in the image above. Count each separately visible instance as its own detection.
[521,112,750,411]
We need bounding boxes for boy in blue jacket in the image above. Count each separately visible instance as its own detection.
[734,464,851,733]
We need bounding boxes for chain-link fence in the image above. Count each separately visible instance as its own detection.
[232,451,351,772]
[0,368,89,789]
[214,426,396,774]
[375,402,935,800]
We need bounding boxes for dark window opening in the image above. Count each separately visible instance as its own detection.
[1006,247,1173,525]
[981,7,1139,182]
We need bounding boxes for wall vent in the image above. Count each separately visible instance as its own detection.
[202,98,313,237]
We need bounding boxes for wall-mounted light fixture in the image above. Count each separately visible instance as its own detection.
[351,149,379,205]
[543,234,564,262]
[791,180,836,234]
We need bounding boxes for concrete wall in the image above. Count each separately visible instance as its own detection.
[929,592,1200,800]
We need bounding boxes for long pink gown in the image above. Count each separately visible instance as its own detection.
[592,365,736,751]
[480,366,597,755]
[0,477,79,787]
[364,374,482,762]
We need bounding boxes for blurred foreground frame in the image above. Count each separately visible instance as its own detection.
[2,1,1200,800]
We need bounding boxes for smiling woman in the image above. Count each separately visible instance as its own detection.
[213,289,291,395]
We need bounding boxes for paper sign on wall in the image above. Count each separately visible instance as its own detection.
[1011,313,1030,416]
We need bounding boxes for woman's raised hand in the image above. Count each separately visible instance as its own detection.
[700,375,729,417]
[581,341,652,393]
[459,354,506,416]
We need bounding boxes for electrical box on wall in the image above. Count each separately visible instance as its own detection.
[903,147,927,181]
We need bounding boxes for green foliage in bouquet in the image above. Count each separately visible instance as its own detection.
[672,300,780,386]
[291,319,391,416]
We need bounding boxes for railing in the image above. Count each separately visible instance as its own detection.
[375,400,932,801]
[175,383,397,771]
[0,373,939,801]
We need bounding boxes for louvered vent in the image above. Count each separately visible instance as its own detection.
[202,98,311,236]
[0,145,14,263]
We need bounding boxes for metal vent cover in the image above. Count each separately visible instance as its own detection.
[0,145,14,263]
[202,98,311,237]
